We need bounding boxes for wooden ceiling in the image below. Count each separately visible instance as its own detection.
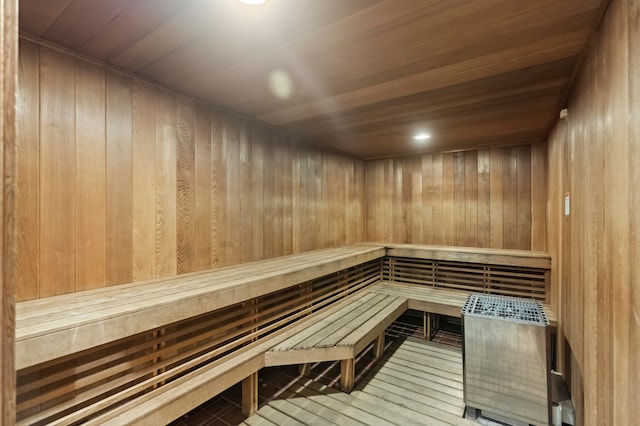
[19,0,607,159]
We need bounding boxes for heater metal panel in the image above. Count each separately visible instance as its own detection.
[462,294,551,425]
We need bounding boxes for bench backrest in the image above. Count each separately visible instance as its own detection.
[383,245,550,302]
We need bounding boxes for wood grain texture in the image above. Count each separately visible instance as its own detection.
[546,0,639,423]
[365,146,540,250]
[176,96,196,273]
[18,0,606,159]
[2,0,18,423]
[132,79,156,281]
[16,39,39,301]
[154,90,177,278]
[105,70,133,286]
[74,58,106,291]
[15,42,366,301]
[530,142,547,251]
[194,103,212,269]
[39,46,75,296]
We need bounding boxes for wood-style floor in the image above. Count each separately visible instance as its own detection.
[243,339,474,426]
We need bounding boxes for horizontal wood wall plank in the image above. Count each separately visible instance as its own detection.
[364,146,541,250]
[15,41,366,301]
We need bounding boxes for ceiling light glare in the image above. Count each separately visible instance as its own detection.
[413,132,431,141]
[268,69,293,99]
[239,0,267,4]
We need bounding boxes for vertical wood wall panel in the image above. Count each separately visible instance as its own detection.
[530,142,547,251]
[489,148,504,247]
[502,147,518,249]
[105,71,133,286]
[211,111,225,267]
[132,80,156,281]
[224,117,241,263]
[16,40,366,301]
[431,153,444,245]
[194,104,213,269]
[39,47,75,297]
[176,97,196,274]
[464,151,478,247]
[239,120,253,263]
[627,2,639,425]
[155,91,177,277]
[365,145,542,250]
[74,59,106,291]
[476,149,491,248]
[16,39,39,300]
[546,0,639,423]
[250,124,264,260]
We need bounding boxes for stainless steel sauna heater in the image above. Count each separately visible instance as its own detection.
[462,294,551,426]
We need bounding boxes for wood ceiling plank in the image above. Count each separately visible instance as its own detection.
[330,94,560,140]
[18,0,73,37]
[298,86,565,143]
[17,0,608,158]
[267,10,596,112]
[109,0,215,71]
[257,30,589,126]
[42,0,135,50]
[140,0,379,87]
[80,0,191,60]
[284,61,574,137]
[197,2,599,116]
[176,0,433,97]
[328,99,558,159]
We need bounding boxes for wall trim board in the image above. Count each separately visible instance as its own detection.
[2,0,18,423]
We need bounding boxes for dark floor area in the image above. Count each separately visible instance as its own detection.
[170,313,461,426]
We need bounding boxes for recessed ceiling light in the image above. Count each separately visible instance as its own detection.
[413,132,431,141]
[240,0,267,4]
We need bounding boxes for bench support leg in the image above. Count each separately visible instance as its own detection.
[242,372,258,417]
[373,333,385,359]
[340,358,355,393]
[425,312,432,341]
[299,363,311,376]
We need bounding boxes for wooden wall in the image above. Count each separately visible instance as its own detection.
[546,0,639,424]
[364,145,547,251]
[2,0,17,423]
[16,39,365,302]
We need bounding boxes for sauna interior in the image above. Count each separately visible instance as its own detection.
[1,0,638,425]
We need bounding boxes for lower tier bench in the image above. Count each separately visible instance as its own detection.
[265,291,408,392]
[369,281,557,337]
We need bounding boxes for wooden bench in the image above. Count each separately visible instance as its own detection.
[370,281,557,338]
[15,245,386,425]
[265,291,408,392]
[14,243,556,425]
[374,244,555,340]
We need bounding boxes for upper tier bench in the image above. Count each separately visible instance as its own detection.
[16,245,385,370]
[15,245,386,425]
